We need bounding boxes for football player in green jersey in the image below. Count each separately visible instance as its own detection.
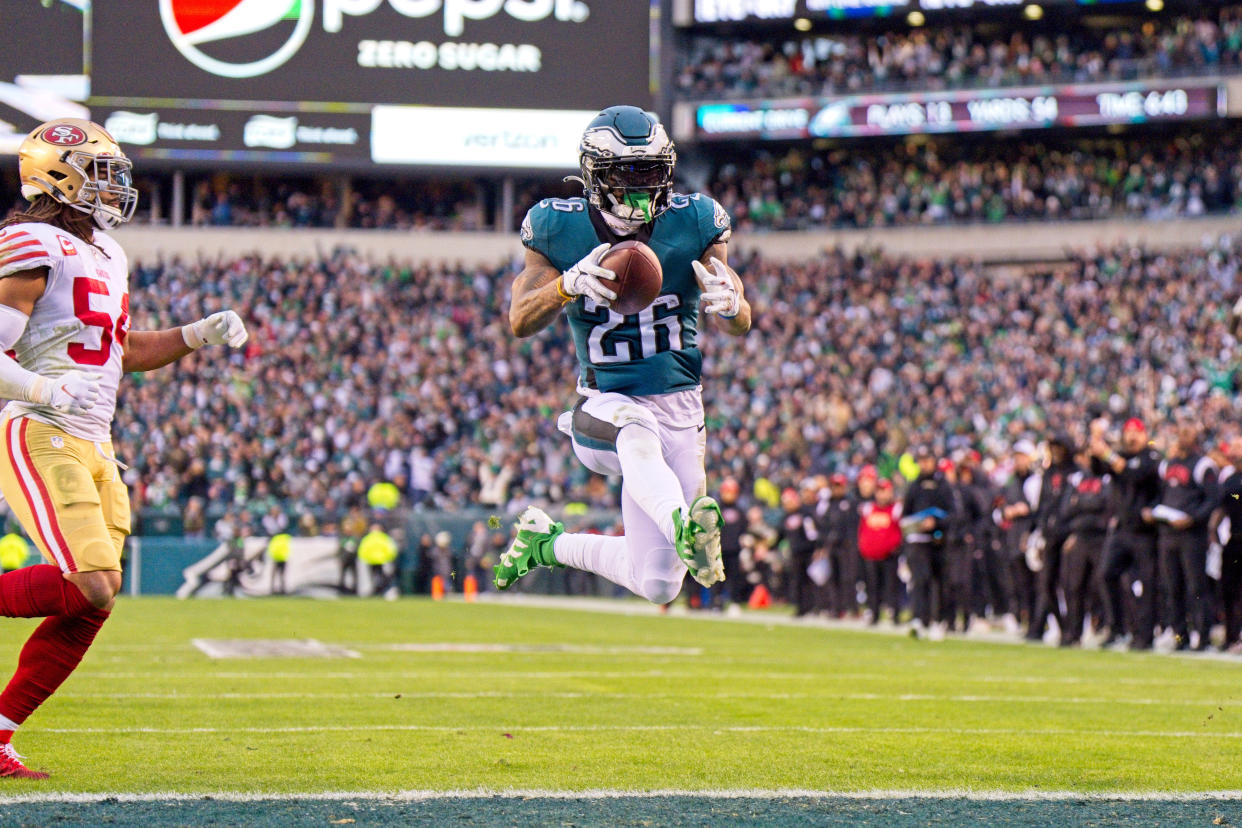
[495,106,751,604]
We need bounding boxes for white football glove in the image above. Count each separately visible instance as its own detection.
[38,370,102,416]
[692,257,741,318]
[182,310,249,350]
[560,243,617,307]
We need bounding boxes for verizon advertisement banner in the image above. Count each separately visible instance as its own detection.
[92,1,650,112]
[689,80,1225,141]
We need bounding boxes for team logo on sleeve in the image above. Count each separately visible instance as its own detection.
[712,200,730,230]
[57,236,78,257]
[520,213,533,243]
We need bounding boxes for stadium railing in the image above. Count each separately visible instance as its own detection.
[114,213,1241,265]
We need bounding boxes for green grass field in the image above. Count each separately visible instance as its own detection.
[1,596,1240,826]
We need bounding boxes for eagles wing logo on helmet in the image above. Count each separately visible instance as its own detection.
[19,118,139,231]
[576,105,676,224]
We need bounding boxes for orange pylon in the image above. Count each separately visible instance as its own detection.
[747,584,771,609]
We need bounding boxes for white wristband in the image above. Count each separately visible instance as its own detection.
[181,322,205,350]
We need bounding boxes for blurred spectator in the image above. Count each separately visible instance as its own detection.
[858,476,904,624]
[1151,417,1219,650]
[358,523,399,599]
[1027,434,1076,642]
[706,131,1242,231]
[1058,446,1112,646]
[902,447,955,637]
[820,473,860,617]
[430,530,456,593]
[778,485,822,617]
[1091,418,1163,650]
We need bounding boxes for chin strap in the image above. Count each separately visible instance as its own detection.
[599,209,645,236]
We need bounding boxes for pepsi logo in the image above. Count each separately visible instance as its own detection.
[159,0,315,79]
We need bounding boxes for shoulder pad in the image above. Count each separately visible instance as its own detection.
[520,198,587,253]
[0,225,54,278]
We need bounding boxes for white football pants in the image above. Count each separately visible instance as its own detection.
[552,393,706,604]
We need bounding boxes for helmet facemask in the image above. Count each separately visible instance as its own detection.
[589,157,675,224]
[64,152,138,230]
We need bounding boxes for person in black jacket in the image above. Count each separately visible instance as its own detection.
[1146,417,1218,651]
[822,473,861,617]
[997,440,1041,631]
[1058,447,1112,646]
[902,445,956,635]
[943,457,986,633]
[717,477,749,610]
[1211,436,1242,652]
[1091,417,1162,650]
[779,486,822,617]
[961,452,1008,626]
[1027,433,1077,642]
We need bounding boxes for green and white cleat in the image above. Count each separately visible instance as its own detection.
[674,495,725,588]
[493,506,564,590]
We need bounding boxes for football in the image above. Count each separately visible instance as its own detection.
[599,240,663,315]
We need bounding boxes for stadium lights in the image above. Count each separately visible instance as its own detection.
[1145,0,1163,10]
[794,17,812,31]
[907,10,926,26]
[1023,4,1043,20]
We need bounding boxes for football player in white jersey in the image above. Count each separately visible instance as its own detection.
[0,119,247,779]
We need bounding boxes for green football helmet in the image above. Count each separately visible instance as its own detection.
[574,105,676,224]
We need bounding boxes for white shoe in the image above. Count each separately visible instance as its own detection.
[674,496,725,587]
[928,622,947,642]
[968,617,992,636]
[1001,613,1021,636]
[1041,616,1061,646]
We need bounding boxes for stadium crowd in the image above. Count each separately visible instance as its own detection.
[708,131,1242,230]
[676,6,1242,99]
[185,179,488,231]
[106,234,1242,648]
[104,130,1242,232]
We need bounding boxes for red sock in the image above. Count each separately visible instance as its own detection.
[0,730,11,745]
[0,608,109,727]
[0,564,94,618]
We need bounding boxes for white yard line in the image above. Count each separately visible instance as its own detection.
[65,690,1242,706]
[2,788,1241,805]
[366,643,704,655]
[35,724,1242,737]
[77,669,1242,688]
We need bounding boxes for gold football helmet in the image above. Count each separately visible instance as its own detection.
[18,118,138,230]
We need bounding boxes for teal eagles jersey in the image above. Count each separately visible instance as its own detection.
[520,194,731,397]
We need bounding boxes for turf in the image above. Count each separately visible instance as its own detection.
[2,795,1241,828]
[0,596,1239,822]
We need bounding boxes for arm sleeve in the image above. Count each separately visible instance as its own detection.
[0,305,52,405]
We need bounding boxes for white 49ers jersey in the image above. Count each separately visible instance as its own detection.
[0,222,129,442]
